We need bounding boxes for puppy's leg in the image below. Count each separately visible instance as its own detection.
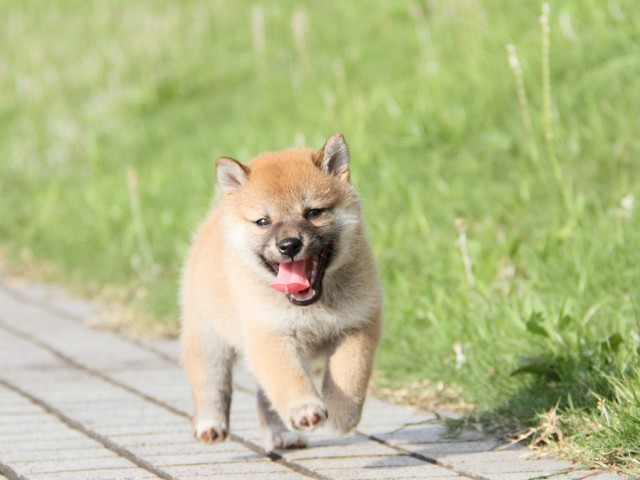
[247,326,327,432]
[322,317,381,433]
[181,320,235,443]
[257,388,308,450]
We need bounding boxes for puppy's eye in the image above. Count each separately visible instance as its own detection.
[304,209,323,220]
[255,218,270,227]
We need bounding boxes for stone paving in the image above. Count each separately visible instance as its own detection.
[0,277,627,480]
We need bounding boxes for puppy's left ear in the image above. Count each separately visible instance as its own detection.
[216,157,250,194]
[316,133,350,182]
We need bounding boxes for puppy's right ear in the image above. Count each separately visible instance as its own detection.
[216,157,250,193]
[317,133,350,182]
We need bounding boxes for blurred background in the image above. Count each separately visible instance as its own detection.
[1,0,639,472]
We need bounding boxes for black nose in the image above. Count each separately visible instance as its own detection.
[278,237,302,259]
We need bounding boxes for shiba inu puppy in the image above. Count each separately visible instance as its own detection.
[180,133,382,450]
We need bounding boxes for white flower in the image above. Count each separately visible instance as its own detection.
[453,343,466,370]
[618,194,634,218]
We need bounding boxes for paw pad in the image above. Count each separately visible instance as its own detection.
[194,425,227,443]
[289,402,328,431]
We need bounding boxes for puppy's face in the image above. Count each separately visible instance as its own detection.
[217,135,360,306]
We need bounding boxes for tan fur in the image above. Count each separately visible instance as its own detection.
[180,134,382,450]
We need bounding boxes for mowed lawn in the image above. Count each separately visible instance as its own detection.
[2,0,639,472]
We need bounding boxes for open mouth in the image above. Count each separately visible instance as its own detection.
[263,247,332,306]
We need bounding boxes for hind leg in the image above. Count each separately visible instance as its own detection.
[257,388,308,450]
[181,321,235,443]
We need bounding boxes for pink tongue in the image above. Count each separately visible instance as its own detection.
[269,260,310,294]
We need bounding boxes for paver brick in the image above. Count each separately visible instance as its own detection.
[0,438,108,453]
[314,464,461,480]
[171,473,309,480]
[143,451,268,466]
[131,439,252,456]
[27,468,159,480]
[373,424,486,445]
[295,450,470,479]
[282,437,399,460]
[435,450,572,474]
[405,439,502,456]
[300,454,421,469]
[10,457,140,475]
[482,473,588,480]
[1,447,113,463]
[162,460,293,476]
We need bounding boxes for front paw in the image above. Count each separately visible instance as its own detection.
[193,419,228,443]
[288,400,328,431]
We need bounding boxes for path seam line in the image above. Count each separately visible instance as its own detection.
[0,463,29,480]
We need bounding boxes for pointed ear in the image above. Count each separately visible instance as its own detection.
[216,157,250,193]
[317,133,350,182]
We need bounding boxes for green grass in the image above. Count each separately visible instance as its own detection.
[2,0,639,472]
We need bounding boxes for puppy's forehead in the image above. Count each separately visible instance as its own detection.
[243,150,336,208]
[248,149,317,180]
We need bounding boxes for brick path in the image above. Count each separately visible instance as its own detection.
[0,277,626,480]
